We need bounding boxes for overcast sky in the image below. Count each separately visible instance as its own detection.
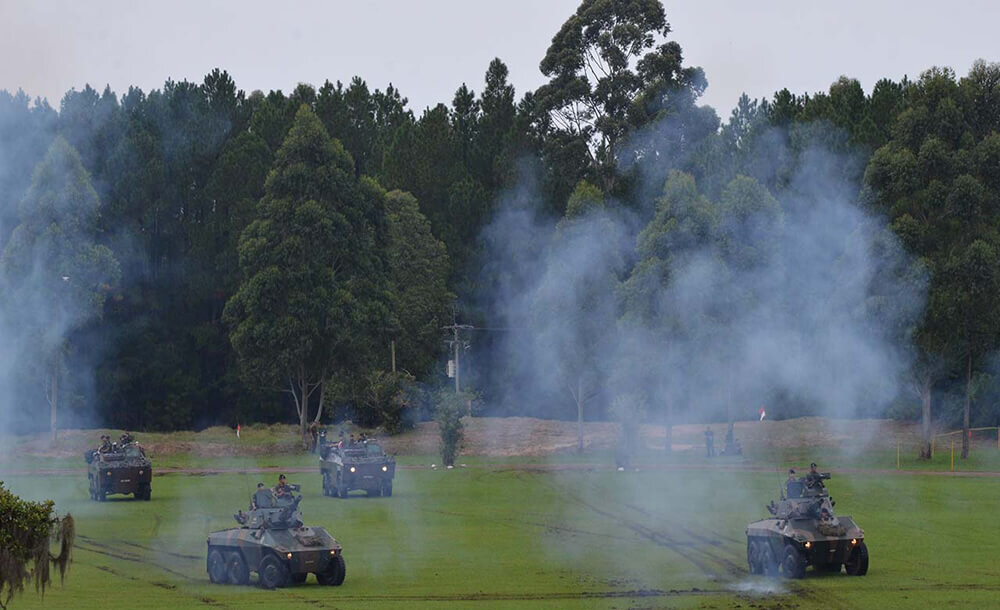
[1,0,998,119]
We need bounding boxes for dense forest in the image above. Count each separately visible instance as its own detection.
[0,0,998,459]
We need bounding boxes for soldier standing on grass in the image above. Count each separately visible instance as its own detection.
[704,426,715,458]
[308,421,319,453]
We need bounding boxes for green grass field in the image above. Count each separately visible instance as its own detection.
[4,450,1000,610]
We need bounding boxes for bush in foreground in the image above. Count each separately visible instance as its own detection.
[0,482,75,609]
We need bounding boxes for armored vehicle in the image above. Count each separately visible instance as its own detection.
[319,439,395,498]
[206,491,345,589]
[746,473,868,578]
[85,439,152,501]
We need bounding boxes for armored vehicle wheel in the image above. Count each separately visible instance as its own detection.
[207,549,228,584]
[98,489,106,502]
[291,573,307,584]
[759,542,778,577]
[746,539,762,575]
[226,552,249,585]
[781,543,806,579]
[258,554,289,589]
[316,554,345,586]
[845,541,868,576]
[382,481,392,497]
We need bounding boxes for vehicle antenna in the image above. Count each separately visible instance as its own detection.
[237,421,251,502]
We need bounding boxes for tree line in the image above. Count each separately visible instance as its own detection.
[0,0,997,458]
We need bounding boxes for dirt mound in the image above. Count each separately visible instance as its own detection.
[0,417,921,460]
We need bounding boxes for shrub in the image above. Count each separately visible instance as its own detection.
[0,482,75,608]
[435,390,472,466]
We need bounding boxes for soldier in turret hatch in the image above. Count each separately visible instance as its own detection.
[99,435,112,453]
[805,462,824,489]
[274,474,300,499]
[786,469,803,498]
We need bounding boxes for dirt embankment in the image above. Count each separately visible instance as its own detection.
[0,416,922,460]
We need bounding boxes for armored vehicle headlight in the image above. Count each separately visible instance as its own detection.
[286,552,293,559]
[107,471,112,476]
[330,550,337,555]
[350,466,356,473]
[381,465,388,472]
[804,541,811,549]
[850,538,857,545]
[139,470,143,475]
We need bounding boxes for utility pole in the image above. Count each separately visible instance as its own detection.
[442,321,472,393]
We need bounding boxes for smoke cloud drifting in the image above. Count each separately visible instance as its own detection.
[479,126,926,433]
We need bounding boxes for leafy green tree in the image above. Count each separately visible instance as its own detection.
[1,137,120,440]
[357,369,415,433]
[866,63,1000,457]
[621,171,717,449]
[938,240,1000,458]
[315,77,412,178]
[477,59,518,191]
[0,90,58,243]
[548,180,623,451]
[225,105,388,436]
[382,104,462,256]
[248,90,293,153]
[622,171,716,322]
[58,85,124,184]
[535,0,706,192]
[384,190,454,377]
[0,483,75,610]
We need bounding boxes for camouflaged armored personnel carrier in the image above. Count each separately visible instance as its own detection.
[206,490,345,589]
[319,439,395,498]
[746,472,868,578]
[85,437,152,501]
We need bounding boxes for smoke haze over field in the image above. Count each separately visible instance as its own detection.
[481,127,926,431]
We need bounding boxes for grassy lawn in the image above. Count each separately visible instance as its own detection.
[4,457,1000,609]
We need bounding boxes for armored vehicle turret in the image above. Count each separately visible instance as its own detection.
[85,436,152,501]
[206,490,345,589]
[746,472,868,578]
[319,438,395,498]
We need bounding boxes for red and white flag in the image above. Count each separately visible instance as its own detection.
[759,406,766,421]
[236,423,241,439]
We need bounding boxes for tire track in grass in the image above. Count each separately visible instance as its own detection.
[416,506,636,543]
[543,473,745,579]
[76,535,198,582]
[306,588,726,602]
[116,538,202,561]
[91,565,230,608]
[581,476,749,576]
